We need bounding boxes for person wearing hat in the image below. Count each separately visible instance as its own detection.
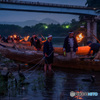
[63,31,78,59]
[43,35,54,72]
[87,41,100,56]
[30,35,36,46]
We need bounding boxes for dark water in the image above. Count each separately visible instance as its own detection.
[0,65,100,100]
[52,37,65,47]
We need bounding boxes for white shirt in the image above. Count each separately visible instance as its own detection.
[68,38,74,48]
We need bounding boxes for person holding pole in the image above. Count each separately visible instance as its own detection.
[43,35,54,72]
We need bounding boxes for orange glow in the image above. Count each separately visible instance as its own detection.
[74,91,83,100]
[20,35,30,42]
[13,34,17,38]
[74,96,83,99]
[24,35,30,41]
[76,33,84,43]
[10,35,13,38]
[76,46,93,55]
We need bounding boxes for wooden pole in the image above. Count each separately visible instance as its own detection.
[92,33,100,43]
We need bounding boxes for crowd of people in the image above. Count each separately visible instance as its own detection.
[0,35,20,43]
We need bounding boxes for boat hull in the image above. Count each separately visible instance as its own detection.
[0,46,100,71]
[0,42,92,55]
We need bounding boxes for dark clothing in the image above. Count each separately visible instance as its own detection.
[45,55,54,64]
[2,37,8,43]
[30,37,41,50]
[11,38,14,42]
[35,39,41,50]
[89,43,100,55]
[30,37,35,46]
[63,36,78,52]
[43,40,54,64]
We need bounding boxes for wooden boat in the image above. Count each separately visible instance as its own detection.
[0,41,93,55]
[0,42,100,71]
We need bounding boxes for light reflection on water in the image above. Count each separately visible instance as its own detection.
[0,67,100,100]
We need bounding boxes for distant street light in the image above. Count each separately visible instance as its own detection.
[62,25,70,29]
[43,25,48,29]
[65,25,70,29]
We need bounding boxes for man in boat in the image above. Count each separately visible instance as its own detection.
[63,31,78,59]
[30,35,41,50]
[30,35,36,46]
[87,41,100,57]
[35,37,41,51]
[43,35,54,72]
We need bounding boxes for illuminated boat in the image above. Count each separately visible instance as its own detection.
[0,42,100,71]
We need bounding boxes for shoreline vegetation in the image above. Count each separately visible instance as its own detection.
[0,19,84,37]
[0,20,100,41]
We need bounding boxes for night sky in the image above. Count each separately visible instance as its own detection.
[0,0,86,23]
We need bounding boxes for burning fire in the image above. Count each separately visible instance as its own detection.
[20,35,30,42]
[13,34,17,38]
[24,35,30,41]
[10,34,17,39]
[76,33,84,43]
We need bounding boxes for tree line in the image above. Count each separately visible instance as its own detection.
[0,19,82,37]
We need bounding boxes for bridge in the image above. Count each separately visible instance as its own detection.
[0,0,100,42]
[0,0,100,16]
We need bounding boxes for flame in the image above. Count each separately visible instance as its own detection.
[20,35,30,42]
[24,35,30,41]
[10,34,17,38]
[10,35,13,38]
[13,34,17,38]
[76,33,84,43]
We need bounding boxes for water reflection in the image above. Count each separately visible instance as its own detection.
[43,72,55,100]
[0,68,100,100]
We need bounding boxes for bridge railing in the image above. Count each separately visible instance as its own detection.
[0,0,98,10]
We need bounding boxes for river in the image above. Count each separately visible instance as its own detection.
[0,66,100,100]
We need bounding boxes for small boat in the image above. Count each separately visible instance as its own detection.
[0,42,100,71]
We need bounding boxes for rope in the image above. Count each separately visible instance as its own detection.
[13,57,44,77]
[13,50,54,78]
[27,57,43,63]
[26,59,43,79]
[23,57,44,73]
[24,51,54,78]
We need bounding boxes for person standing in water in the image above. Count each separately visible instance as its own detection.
[43,35,54,72]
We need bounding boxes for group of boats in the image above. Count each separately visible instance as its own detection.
[0,41,100,71]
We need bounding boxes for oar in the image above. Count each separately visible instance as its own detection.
[92,33,100,43]
[40,34,45,40]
